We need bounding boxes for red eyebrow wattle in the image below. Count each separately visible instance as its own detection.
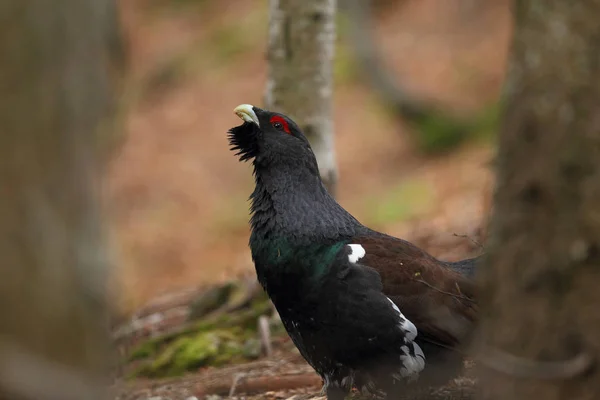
[270,115,291,134]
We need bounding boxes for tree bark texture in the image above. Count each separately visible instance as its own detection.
[0,1,120,399]
[479,1,600,399]
[265,0,338,196]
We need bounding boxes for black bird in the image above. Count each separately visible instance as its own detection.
[228,104,479,399]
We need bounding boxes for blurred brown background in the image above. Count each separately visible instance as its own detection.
[110,0,511,312]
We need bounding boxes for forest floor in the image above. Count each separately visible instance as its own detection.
[109,0,511,398]
[111,268,478,400]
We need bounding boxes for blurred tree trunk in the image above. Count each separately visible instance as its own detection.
[478,1,600,399]
[265,0,338,196]
[0,1,122,399]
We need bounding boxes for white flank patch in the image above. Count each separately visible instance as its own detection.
[398,342,426,378]
[347,244,366,263]
[386,297,417,341]
[386,297,425,379]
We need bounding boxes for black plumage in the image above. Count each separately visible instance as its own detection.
[228,104,479,399]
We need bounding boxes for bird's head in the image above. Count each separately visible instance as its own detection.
[228,104,318,172]
[228,104,361,239]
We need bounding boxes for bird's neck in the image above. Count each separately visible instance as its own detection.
[249,164,362,246]
[248,165,365,291]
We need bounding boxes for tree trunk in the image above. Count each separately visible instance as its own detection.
[0,1,121,399]
[478,1,600,399]
[265,0,338,196]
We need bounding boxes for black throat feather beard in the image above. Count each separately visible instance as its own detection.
[228,121,260,162]
[228,121,273,236]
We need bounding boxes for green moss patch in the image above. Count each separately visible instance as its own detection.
[138,329,255,377]
[125,281,278,379]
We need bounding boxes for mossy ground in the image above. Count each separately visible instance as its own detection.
[124,281,280,378]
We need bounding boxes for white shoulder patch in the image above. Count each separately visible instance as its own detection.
[347,244,366,264]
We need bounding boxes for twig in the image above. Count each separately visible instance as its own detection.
[258,315,273,357]
[228,372,247,397]
[452,233,485,250]
[414,278,476,303]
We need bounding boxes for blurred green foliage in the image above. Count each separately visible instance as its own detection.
[414,102,499,153]
[145,0,211,13]
[381,100,500,154]
[364,179,434,228]
[334,43,361,85]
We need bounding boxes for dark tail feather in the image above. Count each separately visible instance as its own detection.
[445,255,481,278]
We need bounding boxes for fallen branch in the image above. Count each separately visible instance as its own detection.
[196,373,322,397]
[476,344,595,380]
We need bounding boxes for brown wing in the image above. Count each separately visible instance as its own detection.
[355,234,478,348]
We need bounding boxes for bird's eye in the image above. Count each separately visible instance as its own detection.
[269,115,291,134]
